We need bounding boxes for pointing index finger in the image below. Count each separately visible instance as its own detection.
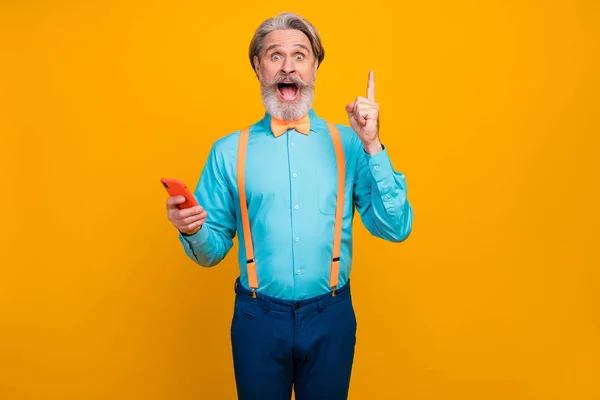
[367,70,375,102]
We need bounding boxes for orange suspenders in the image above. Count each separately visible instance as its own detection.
[236,122,345,298]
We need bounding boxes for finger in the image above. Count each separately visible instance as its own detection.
[178,205,204,219]
[185,219,206,232]
[355,104,377,126]
[181,210,207,225]
[353,104,369,124]
[367,70,375,102]
[355,103,379,116]
[166,195,186,209]
[353,109,367,126]
[345,102,355,115]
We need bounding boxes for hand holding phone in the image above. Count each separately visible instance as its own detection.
[161,177,206,235]
[161,178,198,209]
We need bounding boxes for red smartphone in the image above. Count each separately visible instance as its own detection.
[160,177,198,209]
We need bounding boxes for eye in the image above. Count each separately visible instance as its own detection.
[295,54,304,60]
[271,53,281,60]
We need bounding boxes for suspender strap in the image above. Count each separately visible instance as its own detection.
[327,122,345,294]
[236,122,346,297]
[236,127,258,296]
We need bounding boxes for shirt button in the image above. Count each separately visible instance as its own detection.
[292,173,297,178]
[296,269,302,275]
[192,241,197,244]
[295,237,300,242]
[294,205,299,210]
[291,143,296,147]
[383,195,390,201]
[374,165,380,171]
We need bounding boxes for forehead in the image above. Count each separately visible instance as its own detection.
[262,29,312,53]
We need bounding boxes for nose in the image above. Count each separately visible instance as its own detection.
[281,56,296,75]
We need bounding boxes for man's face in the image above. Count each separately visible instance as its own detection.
[254,29,318,121]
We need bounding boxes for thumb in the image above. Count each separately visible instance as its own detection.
[166,195,186,209]
[345,102,355,116]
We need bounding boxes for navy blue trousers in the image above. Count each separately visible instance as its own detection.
[230,278,357,400]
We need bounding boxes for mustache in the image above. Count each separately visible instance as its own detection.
[261,73,313,88]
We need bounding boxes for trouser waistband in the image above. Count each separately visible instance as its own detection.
[233,277,351,314]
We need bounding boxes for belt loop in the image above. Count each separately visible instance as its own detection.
[262,297,270,314]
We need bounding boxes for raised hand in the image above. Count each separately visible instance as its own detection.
[345,70,382,154]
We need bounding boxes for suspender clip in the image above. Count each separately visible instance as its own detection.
[331,256,340,296]
[251,288,257,299]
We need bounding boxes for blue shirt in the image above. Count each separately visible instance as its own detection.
[179,109,413,300]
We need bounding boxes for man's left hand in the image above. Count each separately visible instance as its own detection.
[345,70,383,155]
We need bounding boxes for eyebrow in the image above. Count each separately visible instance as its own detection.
[264,44,311,54]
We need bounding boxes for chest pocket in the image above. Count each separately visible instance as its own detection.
[315,164,339,216]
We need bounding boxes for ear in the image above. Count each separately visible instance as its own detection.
[253,55,260,74]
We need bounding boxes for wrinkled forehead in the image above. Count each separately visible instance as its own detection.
[260,29,313,56]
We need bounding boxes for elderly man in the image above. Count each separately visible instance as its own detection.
[166,11,413,400]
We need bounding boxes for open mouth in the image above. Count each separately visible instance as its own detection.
[277,82,299,102]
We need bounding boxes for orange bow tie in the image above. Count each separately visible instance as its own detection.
[270,114,310,137]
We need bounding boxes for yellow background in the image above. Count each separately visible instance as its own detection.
[1,0,599,399]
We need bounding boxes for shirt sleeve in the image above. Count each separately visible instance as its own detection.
[353,137,414,242]
[179,141,237,266]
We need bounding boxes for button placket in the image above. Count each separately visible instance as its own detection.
[289,132,303,281]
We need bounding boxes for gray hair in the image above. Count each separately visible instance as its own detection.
[249,12,325,73]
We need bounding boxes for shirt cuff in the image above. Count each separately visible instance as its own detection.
[179,225,209,247]
[364,145,394,183]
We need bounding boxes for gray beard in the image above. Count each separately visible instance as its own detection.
[258,76,315,121]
